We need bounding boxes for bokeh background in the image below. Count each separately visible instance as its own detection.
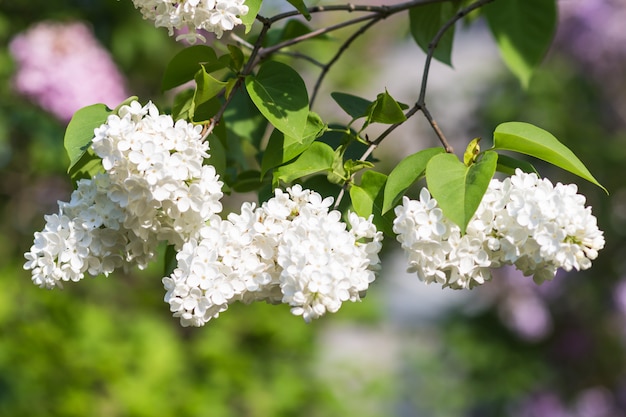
[1,0,626,416]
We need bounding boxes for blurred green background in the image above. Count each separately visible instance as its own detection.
[1,0,626,416]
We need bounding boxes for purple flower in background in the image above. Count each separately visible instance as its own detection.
[556,0,626,121]
[574,387,618,417]
[515,391,571,417]
[614,279,626,317]
[514,387,622,417]
[9,21,129,122]
[498,290,553,342]
[557,0,626,76]
[484,266,560,342]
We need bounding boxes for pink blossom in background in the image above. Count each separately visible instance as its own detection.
[614,279,626,317]
[9,21,129,122]
[514,387,623,417]
[556,0,626,121]
[483,266,562,342]
[515,391,571,417]
[557,0,626,74]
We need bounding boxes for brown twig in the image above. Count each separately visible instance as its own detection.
[310,17,383,107]
[333,0,495,208]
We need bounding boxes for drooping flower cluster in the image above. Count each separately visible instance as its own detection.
[393,170,605,289]
[24,175,159,289]
[91,100,224,249]
[24,101,223,289]
[131,0,249,43]
[9,21,128,122]
[163,185,383,326]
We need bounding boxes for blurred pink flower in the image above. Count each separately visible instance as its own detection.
[558,0,626,65]
[485,266,561,342]
[9,21,129,122]
[515,391,571,417]
[614,279,626,317]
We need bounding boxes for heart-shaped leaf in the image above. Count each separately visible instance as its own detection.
[382,147,445,214]
[426,150,498,233]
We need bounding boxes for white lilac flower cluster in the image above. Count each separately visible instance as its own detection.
[24,175,159,289]
[131,0,249,43]
[91,100,224,249]
[9,21,128,122]
[163,185,383,326]
[24,101,224,289]
[393,169,605,290]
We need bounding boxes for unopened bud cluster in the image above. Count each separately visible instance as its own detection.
[393,170,605,289]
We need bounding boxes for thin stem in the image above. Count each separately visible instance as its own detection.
[229,33,254,51]
[201,20,273,140]
[333,0,494,208]
[257,13,380,60]
[310,17,382,107]
[276,50,326,68]
[266,0,454,24]
[204,0,464,140]
[418,0,495,106]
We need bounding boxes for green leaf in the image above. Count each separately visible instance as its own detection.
[64,103,112,173]
[327,146,348,185]
[344,159,374,177]
[492,121,607,192]
[409,1,459,66]
[207,134,227,181]
[113,96,139,113]
[241,0,263,33]
[350,171,386,217]
[161,45,219,91]
[245,60,310,139]
[273,141,334,184]
[172,89,195,120]
[192,97,221,124]
[382,147,445,214]
[232,170,264,192]
[261,112,326,178]
[265,20,318,46]
[224,78,238,100]
[364,90,407,127]
[426,150,498,233]
[286,0,311,20]
[483,0,557,88]
[349,171,395,236]
[193,66,227,109]
[68,149,104,183]
[331,92,372,121]
[227,44,245,72]
[223,88,268,149]
[164,244,178,277]
[495,153,538,176]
